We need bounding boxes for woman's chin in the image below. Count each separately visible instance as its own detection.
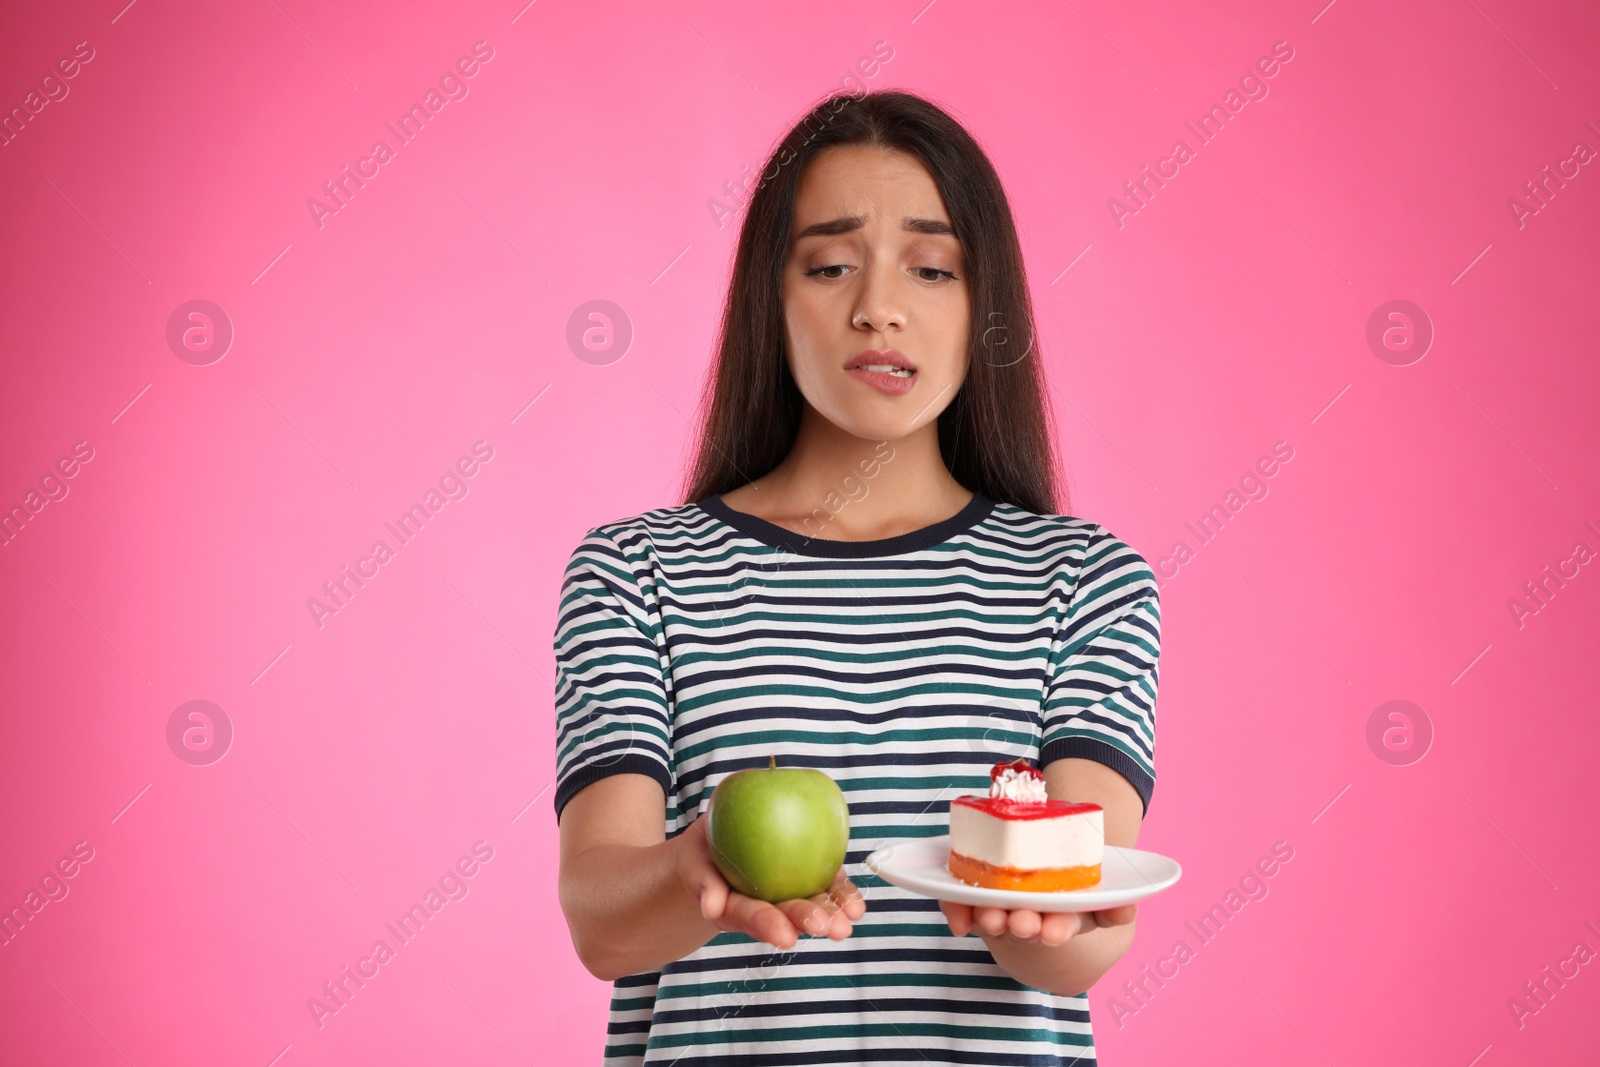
[826,412,922,444]
[805,393,945,442]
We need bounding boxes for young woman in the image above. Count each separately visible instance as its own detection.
[554,89,1161,1065]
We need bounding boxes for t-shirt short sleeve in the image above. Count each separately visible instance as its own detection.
[1040,524,1162,816]
[552,527,674,825]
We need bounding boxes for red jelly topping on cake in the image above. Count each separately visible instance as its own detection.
[950,758,1101,820]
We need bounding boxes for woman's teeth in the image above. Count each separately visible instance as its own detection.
[859,364,914,377]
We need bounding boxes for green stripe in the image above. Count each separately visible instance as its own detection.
[676,723,1034,762]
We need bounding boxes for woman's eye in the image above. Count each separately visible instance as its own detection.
[802,265,957,282]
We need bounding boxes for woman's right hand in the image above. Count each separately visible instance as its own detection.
[673,810,866,950]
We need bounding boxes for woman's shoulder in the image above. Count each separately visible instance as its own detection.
[984,500,1157,588]
[567,499,720,558]
[984,499,1143,553]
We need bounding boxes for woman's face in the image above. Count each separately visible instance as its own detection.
[781,144,970,441]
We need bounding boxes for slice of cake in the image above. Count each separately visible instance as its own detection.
[948,758,1103,891]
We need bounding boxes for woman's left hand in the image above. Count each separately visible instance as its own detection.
[939,900,1138,946]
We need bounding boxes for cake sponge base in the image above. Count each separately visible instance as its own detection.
[948,850,1102,892]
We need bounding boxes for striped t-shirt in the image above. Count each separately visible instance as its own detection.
[552,490,1162,1065]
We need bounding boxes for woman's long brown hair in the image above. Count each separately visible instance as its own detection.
[682,89,1064,516]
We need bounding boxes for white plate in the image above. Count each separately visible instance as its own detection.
[863,835,1182,913]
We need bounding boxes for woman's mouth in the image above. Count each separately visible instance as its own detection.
[845,364,918,396]
[844,349,919,395]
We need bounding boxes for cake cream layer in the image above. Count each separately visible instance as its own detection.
[948,801,1103,869]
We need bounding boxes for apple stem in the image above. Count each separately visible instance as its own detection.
[769,754,776,770]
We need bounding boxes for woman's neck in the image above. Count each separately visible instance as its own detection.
[719,403,974,541]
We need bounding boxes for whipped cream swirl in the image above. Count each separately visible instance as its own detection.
[990,765,1048,803]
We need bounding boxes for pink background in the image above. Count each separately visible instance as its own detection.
[2,0,1598,1063]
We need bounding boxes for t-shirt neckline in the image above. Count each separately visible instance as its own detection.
[697,489,996,558]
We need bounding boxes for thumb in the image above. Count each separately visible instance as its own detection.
[699,874,731,921]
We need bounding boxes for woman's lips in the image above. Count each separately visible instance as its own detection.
[845,365,917,396]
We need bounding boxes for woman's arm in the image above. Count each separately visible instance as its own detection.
[559,773,866,982]
[940,757,1144,996]
[558,774,717,981]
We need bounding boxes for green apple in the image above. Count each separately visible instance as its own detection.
[707,755,851,903]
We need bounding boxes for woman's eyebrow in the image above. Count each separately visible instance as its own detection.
[793,214,956,239]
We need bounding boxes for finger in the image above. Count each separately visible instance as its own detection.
[828,874,868,920]
[694,851,737,923]
[819,899,856,941]
[807,888,841,916]
[823,907,856,940]
[939,900,975,937]
[698,875,731,922]
[973,906,1010,937]
[725,894,801,950]
[681,815,736,923]
[805,889,858,940]
[1095,903,1139,927]
[798,893,858,940]
[780,897,835,938]
[1006,909,1042,941]
[1039,911,1081,946]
